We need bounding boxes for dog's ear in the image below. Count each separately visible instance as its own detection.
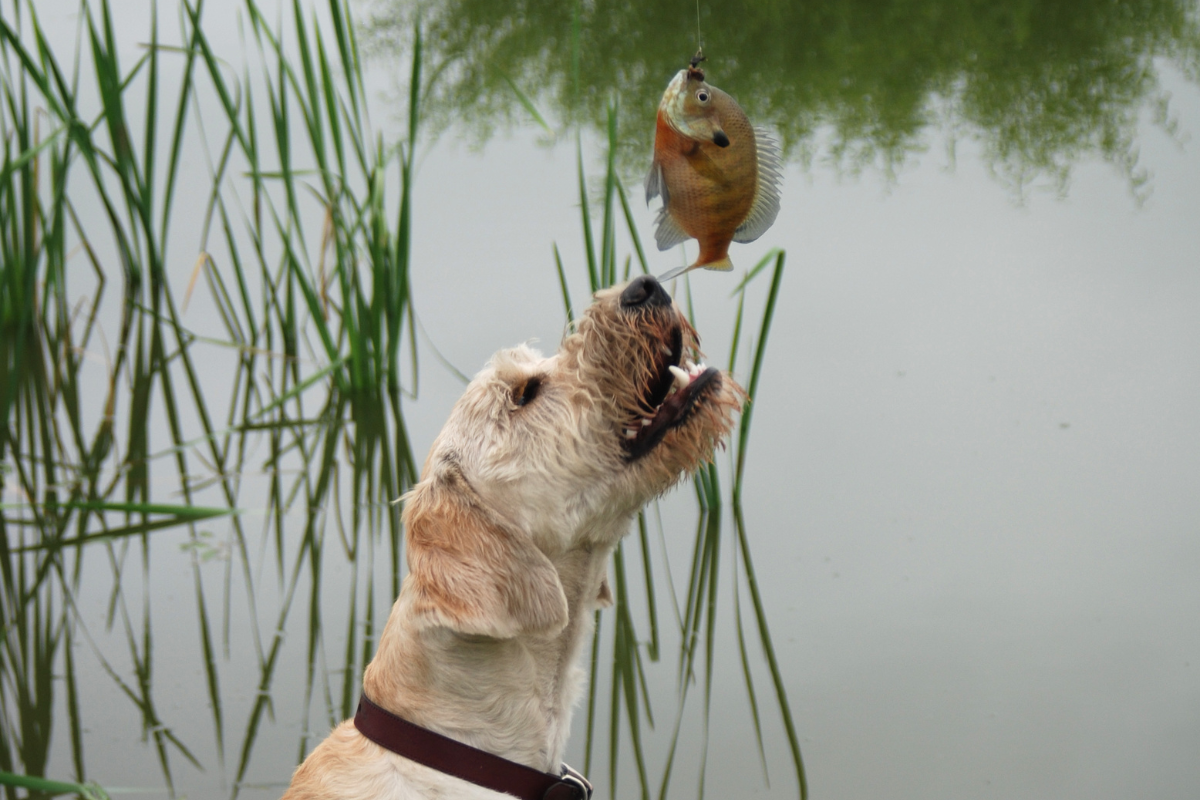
[402,466,569,638]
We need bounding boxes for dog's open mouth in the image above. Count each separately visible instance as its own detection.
[622,326,721,461]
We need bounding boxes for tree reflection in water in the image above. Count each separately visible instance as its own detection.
[367,0,1200,194]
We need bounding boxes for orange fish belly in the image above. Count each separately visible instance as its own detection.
[654,107,759,269]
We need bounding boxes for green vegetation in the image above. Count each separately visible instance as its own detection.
[0,770,110,800]
[0,1,800,799]
[1,0,416,794]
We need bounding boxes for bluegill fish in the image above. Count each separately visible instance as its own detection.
[646,53,782,281]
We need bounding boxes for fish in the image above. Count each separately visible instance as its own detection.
[646,52,782,281]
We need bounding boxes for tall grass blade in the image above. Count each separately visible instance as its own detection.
[552,243,575,327]
[730,252,807,799]
[635,511,659,662]
[0,770,111,800]
[601,101,618,288]
[576,132,598,293]
[733,252,785,490]
[616,181,649,276]
[499,68,553,135]
[583,610,602,777]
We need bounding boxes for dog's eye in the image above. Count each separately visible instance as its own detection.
[513,377,541,407]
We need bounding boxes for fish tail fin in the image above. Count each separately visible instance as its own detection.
[701,255,734,272]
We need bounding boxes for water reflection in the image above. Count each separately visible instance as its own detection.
[371,0,1200,191]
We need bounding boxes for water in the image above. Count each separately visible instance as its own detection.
[4,1,1199,798]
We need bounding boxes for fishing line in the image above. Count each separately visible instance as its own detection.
[695,0,703,54]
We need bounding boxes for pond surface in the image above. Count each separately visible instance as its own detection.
[3,0,1199,798]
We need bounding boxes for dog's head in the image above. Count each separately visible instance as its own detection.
[401,276,742,638]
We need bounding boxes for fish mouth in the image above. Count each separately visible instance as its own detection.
[622,325,721,462]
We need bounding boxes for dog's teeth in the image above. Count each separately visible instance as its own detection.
[625,428,638,439]
[668,364,690,390]
[641,418,652,427]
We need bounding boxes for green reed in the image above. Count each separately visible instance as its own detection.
[1,0,415,793]
[0,770,110,800]
[1,1,802,798]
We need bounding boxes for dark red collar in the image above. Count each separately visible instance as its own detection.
[353,693,592,800]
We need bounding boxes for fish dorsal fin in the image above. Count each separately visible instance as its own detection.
[645,160,669,206]
[733,127,783,244]
[653,205,690,251]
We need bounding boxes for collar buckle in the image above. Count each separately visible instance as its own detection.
[544,763,592,800]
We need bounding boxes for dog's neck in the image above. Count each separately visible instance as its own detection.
[362,542,615,773]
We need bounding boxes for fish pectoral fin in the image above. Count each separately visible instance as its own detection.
[645,161,667,205]
[653,207,690,251]
[733,127,783,244]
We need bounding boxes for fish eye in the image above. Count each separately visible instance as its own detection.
[696,90,710,102]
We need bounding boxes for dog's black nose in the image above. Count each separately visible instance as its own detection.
[620,275,671,310]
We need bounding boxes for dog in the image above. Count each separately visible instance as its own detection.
[281,275,742,799]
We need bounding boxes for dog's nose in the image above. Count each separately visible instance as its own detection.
[620,275,671,310]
